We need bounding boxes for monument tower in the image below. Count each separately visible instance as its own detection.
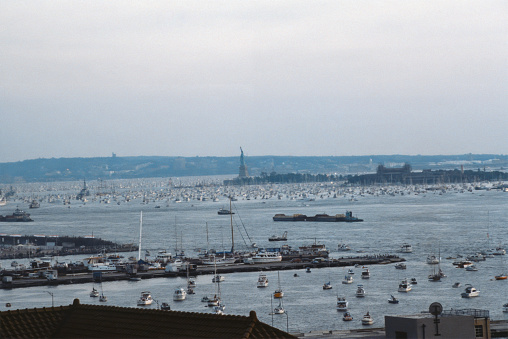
[238,147,249,178]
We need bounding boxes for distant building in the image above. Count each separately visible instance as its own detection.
[239,147,249,178]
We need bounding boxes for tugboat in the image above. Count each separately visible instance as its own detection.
[0,207,34,222]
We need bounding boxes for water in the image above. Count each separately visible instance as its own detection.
[1,183,508,333]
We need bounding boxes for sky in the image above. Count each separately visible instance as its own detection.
[1,1,507,162]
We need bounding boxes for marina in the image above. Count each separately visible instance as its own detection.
[0,179,507,334]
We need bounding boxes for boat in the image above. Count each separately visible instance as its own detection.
[465,264,478,271]
[452,282,461,288]
[503,303,508,313]
[400,243,413,253]
[338,243,351,251]
[173,287,187,301]
[272,211,363,222]
[90,287,99,298]
[410,278,418,285]
[322,281,332,290]
[212,274,225,283]
[217,208,234,215]
[336,296,348,311]
[251,251,282,263]
[29,200,40,209]
[348,268,354,275]
[0,207,34,222]
[453,260,474,268]
[257,273,269,288]
[343,311,353,321]
[273,300,285,314]
[274,272,284,298]
[461,284,480,298]
[361,312,374,325]
[355,284,365,297]
[201,255,237,265]
[269,231,288,242]
[99,293,107,302]
[0,196,6,206]
[161,302,171,310]
[306,267,311,273]
[388,295,399,304]
[398,278,412,292]
[395,263,406,270]
[361,267,370,279]
[427,255,439,264]
[495,274,508,280]
[137,291,153,306]
[342,274,354,284]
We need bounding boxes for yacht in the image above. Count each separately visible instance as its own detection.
[361,267,370,279]
[461,284,480,298]
[361,312,374,325]
[257,273,269,288]
[137,291,153,306]
[251,251,282,263]
[398,278,412,292]
[426,255,439,265]
[336,296,348,311]
[99,293,107,302]
[342,274,354,284]
[173,287,187,301]
[342,311,353,321]
[355,284,366,297]
[395,263,406,270]
[273,300,285,314]
[400,244,413,253]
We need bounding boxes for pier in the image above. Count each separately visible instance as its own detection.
[1,255,404,289]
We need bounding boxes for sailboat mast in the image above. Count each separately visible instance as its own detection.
[138,211,143,261]
[230,196,234,253]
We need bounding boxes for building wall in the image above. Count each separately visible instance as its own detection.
[385,315,476,339]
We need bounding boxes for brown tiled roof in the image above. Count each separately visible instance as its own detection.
[0,299,296,339]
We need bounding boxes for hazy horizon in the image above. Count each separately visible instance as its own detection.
[1,1,506,162]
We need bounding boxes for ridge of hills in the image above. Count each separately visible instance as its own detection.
[0,154,506,184]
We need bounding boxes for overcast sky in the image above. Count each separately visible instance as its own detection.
[1,1,506,162]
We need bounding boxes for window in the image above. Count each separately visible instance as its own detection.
[475,324,483,337]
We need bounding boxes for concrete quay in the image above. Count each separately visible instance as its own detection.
[1,255,404,289]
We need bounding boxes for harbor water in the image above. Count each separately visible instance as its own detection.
[1,181,508,333]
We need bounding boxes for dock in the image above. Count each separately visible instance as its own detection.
[1,255,404,289]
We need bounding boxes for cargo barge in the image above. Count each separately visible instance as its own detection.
[273,210,363,222]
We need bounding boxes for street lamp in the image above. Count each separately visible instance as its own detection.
[45,291,54,307]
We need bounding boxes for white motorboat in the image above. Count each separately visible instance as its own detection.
[173,287,187,301]
[461,284,480,298]
[400,243,413,253]
[348,268,355,275]
[342,274,354,284]
[465,264,478,271]
[426,255,439,265]
[137,291,153,306]
[251,251,282,263]
[395,263,406,269]
[257,273,269,288]
[361,267,370,279]
[361,312,374,325]
[336,296,348,311]
[356,284,365,297]
[338,243,351,251]
[323,281,332,290]
[398,278,412,292]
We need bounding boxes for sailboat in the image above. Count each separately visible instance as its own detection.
[273,271,284,298]
[495,255,508,280]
